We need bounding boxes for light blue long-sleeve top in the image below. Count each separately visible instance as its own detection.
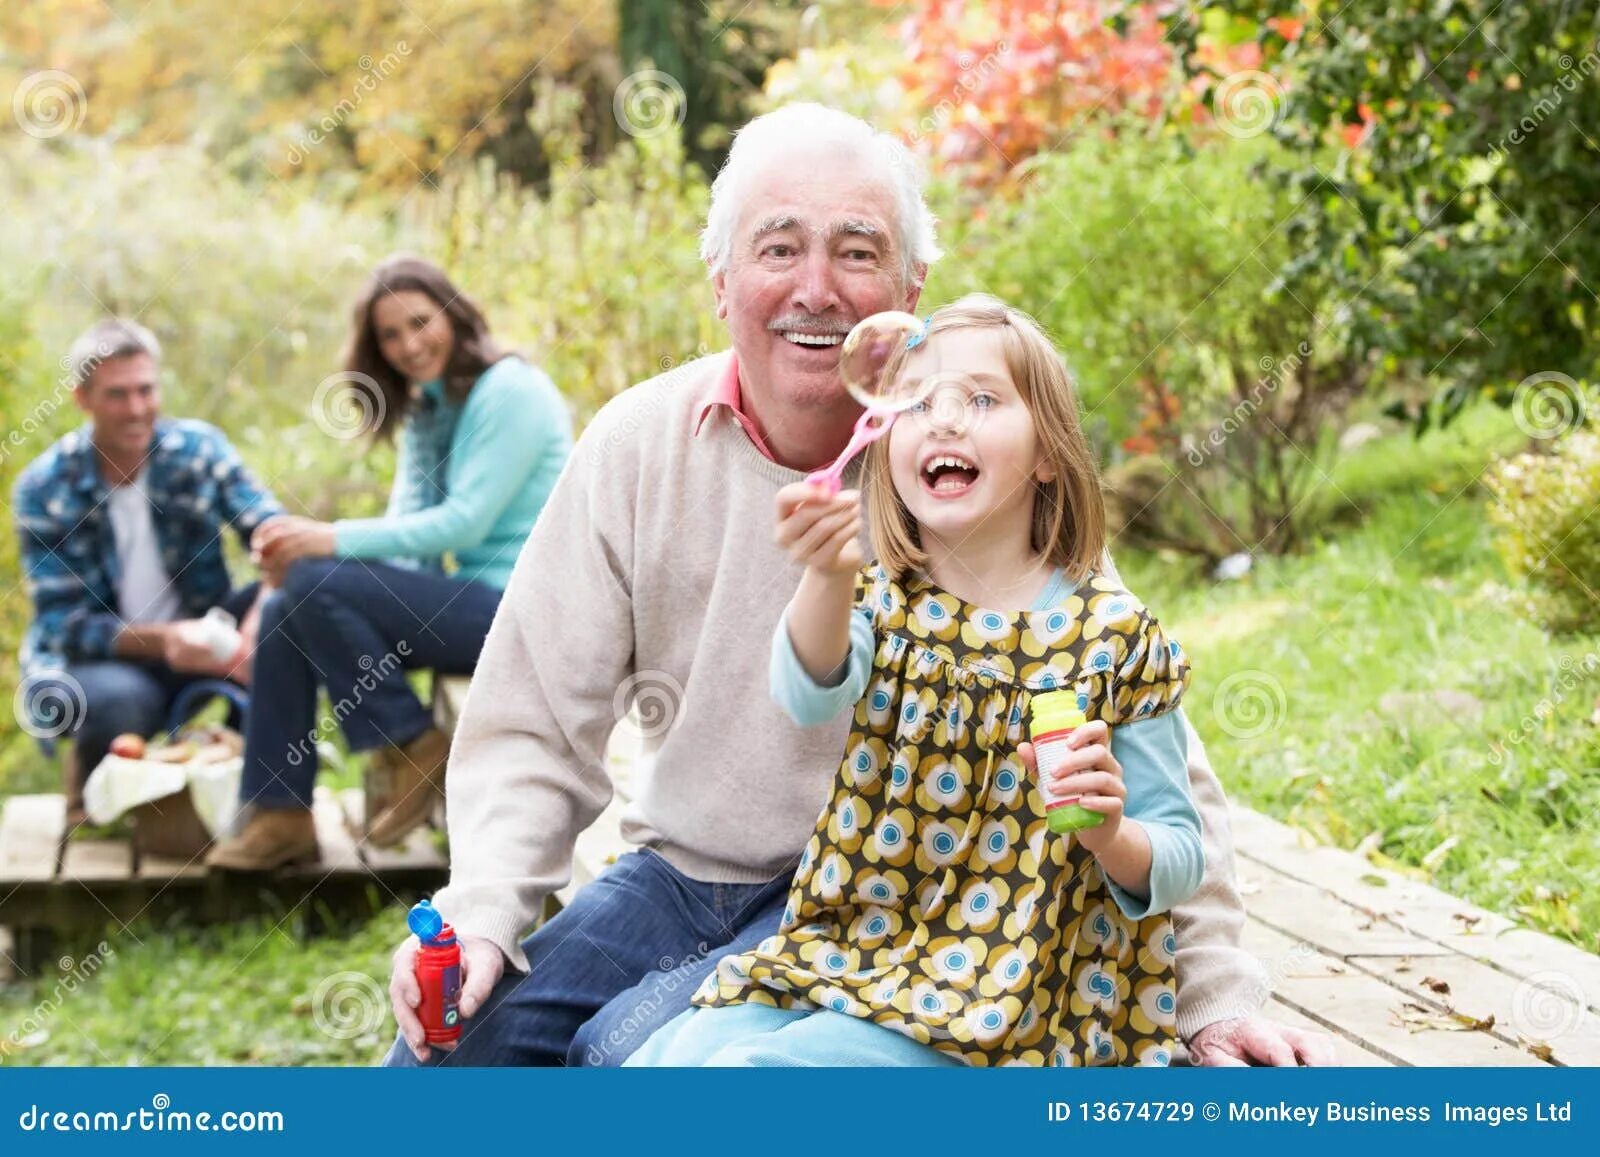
[333,357,572,590]
[771,568,1204,920]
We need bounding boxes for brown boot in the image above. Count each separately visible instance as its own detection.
[364,728,450,848]
[205,807,318,871]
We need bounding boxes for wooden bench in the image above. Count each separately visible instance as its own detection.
[0,683,466,976]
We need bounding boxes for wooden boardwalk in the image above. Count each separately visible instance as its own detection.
[4,676,1596,1064]
[0,786,447,973]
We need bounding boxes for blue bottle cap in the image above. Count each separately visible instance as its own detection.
[408,899,444,943]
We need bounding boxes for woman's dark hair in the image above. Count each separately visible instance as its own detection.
[342,253,508,440]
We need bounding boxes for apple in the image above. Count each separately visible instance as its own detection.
[109,733,146,759]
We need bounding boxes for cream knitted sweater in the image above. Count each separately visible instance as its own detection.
[431,351,1267,1040]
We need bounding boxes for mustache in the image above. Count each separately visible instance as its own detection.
[767,315,854,335]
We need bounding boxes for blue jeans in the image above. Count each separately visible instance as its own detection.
[241,558,501,809]
[381,849,793,1067]
[47,585,257,785]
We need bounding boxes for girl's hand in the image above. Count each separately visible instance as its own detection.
[774,483,863,577]
[1021,720,1126,853]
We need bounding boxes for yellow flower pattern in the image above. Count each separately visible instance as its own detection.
[695,566,1192,1066]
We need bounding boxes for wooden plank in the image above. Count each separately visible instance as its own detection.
[338,789,446,872]
[1241,919,1548,1066]
[0,795,66,883]
[135,847,207,881]
[59,838,134,883]
[309,788,363,874]
[1239,861,1452,959]
[1349,953,1600,1067]
[1263,996,1395,1066]
[1232,805,1600,1009]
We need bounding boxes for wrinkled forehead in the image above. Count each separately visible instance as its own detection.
[732,151,901,251]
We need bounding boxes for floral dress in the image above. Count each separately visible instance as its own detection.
[693,564,1192,1066]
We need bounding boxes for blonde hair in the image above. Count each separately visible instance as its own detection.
[864,293,1106,584]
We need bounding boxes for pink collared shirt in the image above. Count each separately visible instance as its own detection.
[692,354,776,462]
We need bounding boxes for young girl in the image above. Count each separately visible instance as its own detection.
[628,294,1201,1067]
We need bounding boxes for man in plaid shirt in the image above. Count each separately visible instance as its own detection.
[13,318,280,821]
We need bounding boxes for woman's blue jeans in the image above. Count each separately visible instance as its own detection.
[240,558,501,809]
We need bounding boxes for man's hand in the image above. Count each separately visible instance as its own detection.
[774,483,863,576]
[161,623,234,677]
[1188,1016,1338,1066]
[389,932,506,1062]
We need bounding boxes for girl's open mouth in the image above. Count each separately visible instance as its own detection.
[920,452,980,498]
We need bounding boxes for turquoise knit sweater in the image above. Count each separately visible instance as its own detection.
[333,357,572,589]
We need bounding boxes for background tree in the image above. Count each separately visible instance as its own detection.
[1197,1,1600,430]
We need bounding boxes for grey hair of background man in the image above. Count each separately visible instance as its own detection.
[67,317,162,390]
[699,102,943,289]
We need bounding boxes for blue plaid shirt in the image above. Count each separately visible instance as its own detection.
[14,419,281,690]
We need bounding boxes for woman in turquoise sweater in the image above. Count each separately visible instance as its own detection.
[207,254,572,871]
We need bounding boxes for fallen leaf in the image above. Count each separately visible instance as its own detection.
[1422,835,1460,872]
[1421,976,1452,995]
[1521,1038,1558,1063]
[1359,873,1390,888]
[1453,913,1482,932]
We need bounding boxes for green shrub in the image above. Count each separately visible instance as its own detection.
[928,128,1379,561]
[1486,427,1600,634]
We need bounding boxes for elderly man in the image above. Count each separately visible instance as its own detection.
[385,104,1331,1068]
[14,319,277,822]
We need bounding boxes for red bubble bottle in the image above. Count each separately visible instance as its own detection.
[409,899,462,1045]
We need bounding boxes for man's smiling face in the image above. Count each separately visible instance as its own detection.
[712,149,922,415]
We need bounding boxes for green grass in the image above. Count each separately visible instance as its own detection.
[3,406,1596,1066]
[1121,408,1600,952]
[0,907,400,1065]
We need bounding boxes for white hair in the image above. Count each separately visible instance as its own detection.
[67,317,162,390]
[699,102,942,287]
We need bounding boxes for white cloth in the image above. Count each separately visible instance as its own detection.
[82,754,244,838]
[107,471,182,624]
